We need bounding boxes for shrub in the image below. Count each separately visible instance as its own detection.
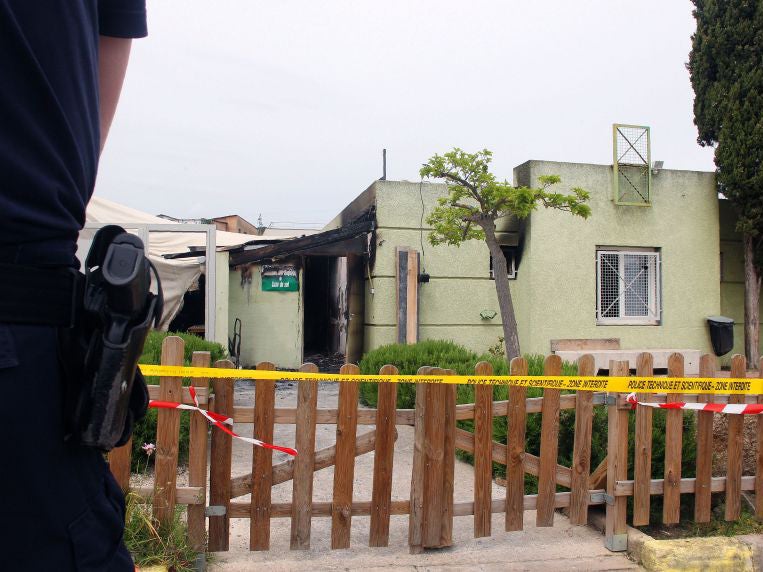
[132,331,227,471]
[359,344,577,409]
[359,340,502,408]
[139,330,227,367]
[358,340,697,504]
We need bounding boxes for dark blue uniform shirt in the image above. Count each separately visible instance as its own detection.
[0,4,147,569]
[0,0,147,264]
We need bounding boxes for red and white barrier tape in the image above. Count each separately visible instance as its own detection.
[625,392,763,415]
[149,386,298,456]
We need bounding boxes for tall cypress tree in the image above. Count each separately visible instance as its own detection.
[688,0,763,363]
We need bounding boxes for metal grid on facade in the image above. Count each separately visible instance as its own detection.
[597,250,660,323]
[613,124,651,205]
[616,126,649,165]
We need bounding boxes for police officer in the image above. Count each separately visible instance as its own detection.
[0,2,147,569]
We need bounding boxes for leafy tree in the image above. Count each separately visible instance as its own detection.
[420,148,591,360]
[688,0,763,363]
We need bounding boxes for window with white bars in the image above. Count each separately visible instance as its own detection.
[489,247,517,280]
[596,250,660,324]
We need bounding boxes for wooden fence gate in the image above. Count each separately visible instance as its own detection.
[109,336,763,557]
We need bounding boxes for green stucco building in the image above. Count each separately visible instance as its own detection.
[225,156,755,369]
[341,162,722,359]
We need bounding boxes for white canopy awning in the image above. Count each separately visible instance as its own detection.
[84,196,268,256]
[81,196,261,332]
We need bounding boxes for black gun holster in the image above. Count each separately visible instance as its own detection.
[0,226,162,452]
[72,225,163,450]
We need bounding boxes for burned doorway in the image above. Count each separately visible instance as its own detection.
[303,256,348,364]
[169,273,206,336]
[226,221,372,369]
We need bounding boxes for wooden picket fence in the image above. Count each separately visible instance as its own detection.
[108,336,216,551]
[108,336,763,556]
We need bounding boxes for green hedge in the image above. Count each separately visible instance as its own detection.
[132,331,227,472]
[138,330,227,367]
[358,340,575,414]
[358,340,697,516]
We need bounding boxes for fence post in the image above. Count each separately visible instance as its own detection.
[537,355,562,527]
[726,354,746,521]
[421,368,447,548]
[695,354,716,522]
[331,363,360,549]
[440,370,456,547]
[187,351,211,551]
[411,368,456,549]
[506,357,528,532]
[290,362,319,550]
[250,361,277,551]
[604,360,629,552]
[408,367,430,554]
[473,362,494,538]
[152,336,184,528]
[208,359,235,551]
[108,438,132,492]
[663,353,684,525]
[569,354,595,526]
[370,364,399,547]
[632,352,654,527]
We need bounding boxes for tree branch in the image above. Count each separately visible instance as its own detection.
[433,170,486,210]
[491,198,508,216]
[538,197,575,212]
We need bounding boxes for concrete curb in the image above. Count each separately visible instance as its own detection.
[625,526,653,565]
[628,529,758,571]
[738,535,763,571]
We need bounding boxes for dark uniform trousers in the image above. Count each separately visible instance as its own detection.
[0,321,134,571]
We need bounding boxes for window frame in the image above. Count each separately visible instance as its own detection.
[596,248,661,326]
[489,247,517,280]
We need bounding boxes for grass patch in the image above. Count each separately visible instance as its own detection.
[642,502,763,539]
[123,493,201,571]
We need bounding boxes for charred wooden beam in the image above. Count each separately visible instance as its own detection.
[229,220,374,267]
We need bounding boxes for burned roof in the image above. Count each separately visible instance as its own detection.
[228,220,374,266]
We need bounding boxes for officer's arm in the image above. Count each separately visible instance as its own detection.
[98,37,132,154]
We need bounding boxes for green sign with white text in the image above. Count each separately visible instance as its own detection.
[262,275,299,292]
[261,264,299,292]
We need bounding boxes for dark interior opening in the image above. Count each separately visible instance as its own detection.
[169,273,205,334]
[304,257,332,354]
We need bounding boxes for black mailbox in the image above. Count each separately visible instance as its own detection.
[707,316,734,356]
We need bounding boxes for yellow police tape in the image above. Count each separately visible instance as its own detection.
[138,364,763,395]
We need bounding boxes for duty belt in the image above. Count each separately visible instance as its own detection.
[0,263,82,327]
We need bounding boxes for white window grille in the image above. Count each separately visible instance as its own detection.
[490,248,517,279]
[597,250,660,324]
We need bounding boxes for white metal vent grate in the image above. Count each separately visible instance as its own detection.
[597,250,660,324]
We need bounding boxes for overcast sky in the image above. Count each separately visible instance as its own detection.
[95,0,715,227]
